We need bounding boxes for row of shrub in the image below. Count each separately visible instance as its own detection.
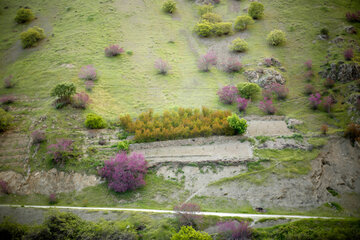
[119,107,248,142]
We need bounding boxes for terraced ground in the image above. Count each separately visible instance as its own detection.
[0,0,360,233]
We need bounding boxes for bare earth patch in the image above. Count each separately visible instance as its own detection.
[0,169,100,195]
[130,136,253,166]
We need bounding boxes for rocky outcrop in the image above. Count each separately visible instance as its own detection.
[244,68,286,88]
[257,138,312,151]
[0,169,100,195]
[321,62,360,83]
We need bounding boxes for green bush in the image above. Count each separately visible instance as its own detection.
[201,12,222,23]
[267,29,286,46]
[248,2,264,19]
[171,226,212,240]
[15,8,34,23]
[117,140,130,152]
[227,113,248,134]
[213,22,232,36]
[20,26,45,48]
[198,4,213,15]
[162,0,176,13]
[51,83,76,109]
[0,109,13,132]
[194,21,213,37]
[85,113,107,129]
[320,27,329,36]
[237,82,261,99]
[230,38,248,52]
[234,15,254,31]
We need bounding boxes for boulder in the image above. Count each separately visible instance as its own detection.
[244,68,286,88]
[321,62,360,83]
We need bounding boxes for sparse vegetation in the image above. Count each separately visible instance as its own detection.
[267,29,286,46]
[237,82,261,99]
[162,0,177,14]
[0,108,13,132]
[234,15,254,31]
[20,26,45,48]
[230,38,248,52]
[85,113,107,129]
[15,8,35,24]
[248,2,264,19]
[227,113,248,134]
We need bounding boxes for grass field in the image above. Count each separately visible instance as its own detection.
[1,0,360,222]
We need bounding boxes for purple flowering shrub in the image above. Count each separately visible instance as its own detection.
[0,95,16,104]
[217,85,238,104]
[174,203,203,227]
[31,130,46,144]
[344,49,354,61]
[304,60,312,70]
[0,180,10,194]
[49,193,57,204]
[262,88,273,99]
[198,52,217,72]
[217,220,252,240]
[72,92,90,109]
[85,81,94,91]
[47,139,75,165]
[322,95,334,113]
[223,57,242,72]
[155,59,170,74]
[104,44,124,57]
[304,70,314,80]
[263,58,272,67]
[3,75,14,88]
[79,65,97,80]
[259,98,276,115]
[304,84,315,95]
[237,97,249,112]
[271,83,289,100]
[99,152,147,193]
[309,93,321,109]
[324,78,335,88]
[346,11,360,22]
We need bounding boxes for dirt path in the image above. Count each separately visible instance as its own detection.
[246,120,293,137]
[0,205,340,220]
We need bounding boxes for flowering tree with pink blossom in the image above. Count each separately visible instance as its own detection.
[155,59,171,74]
[174,203,203,227]
[47,139,75,165]
[198,52,217,72]
[104,44,124,57]
[309,93,321,109]
[237,97,249,112]
[259,98,276,115]
[79,65,97,80]
[99,152,147,193]
[217,85,238,104]
[217,220,252,240]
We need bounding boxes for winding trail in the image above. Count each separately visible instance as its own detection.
[0,205,342,220]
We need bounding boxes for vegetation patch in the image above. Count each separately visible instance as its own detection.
[120,107,238,142]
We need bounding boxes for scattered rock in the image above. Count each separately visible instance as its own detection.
[287,118,303,128]
[331,36,344,44]
[257,138,312,151]
[244,68,286,88]
[60,63,75,69]
[318,35,328,40]
[345,26,357,34]
[255,207,266,213]
[321,62,360,83]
